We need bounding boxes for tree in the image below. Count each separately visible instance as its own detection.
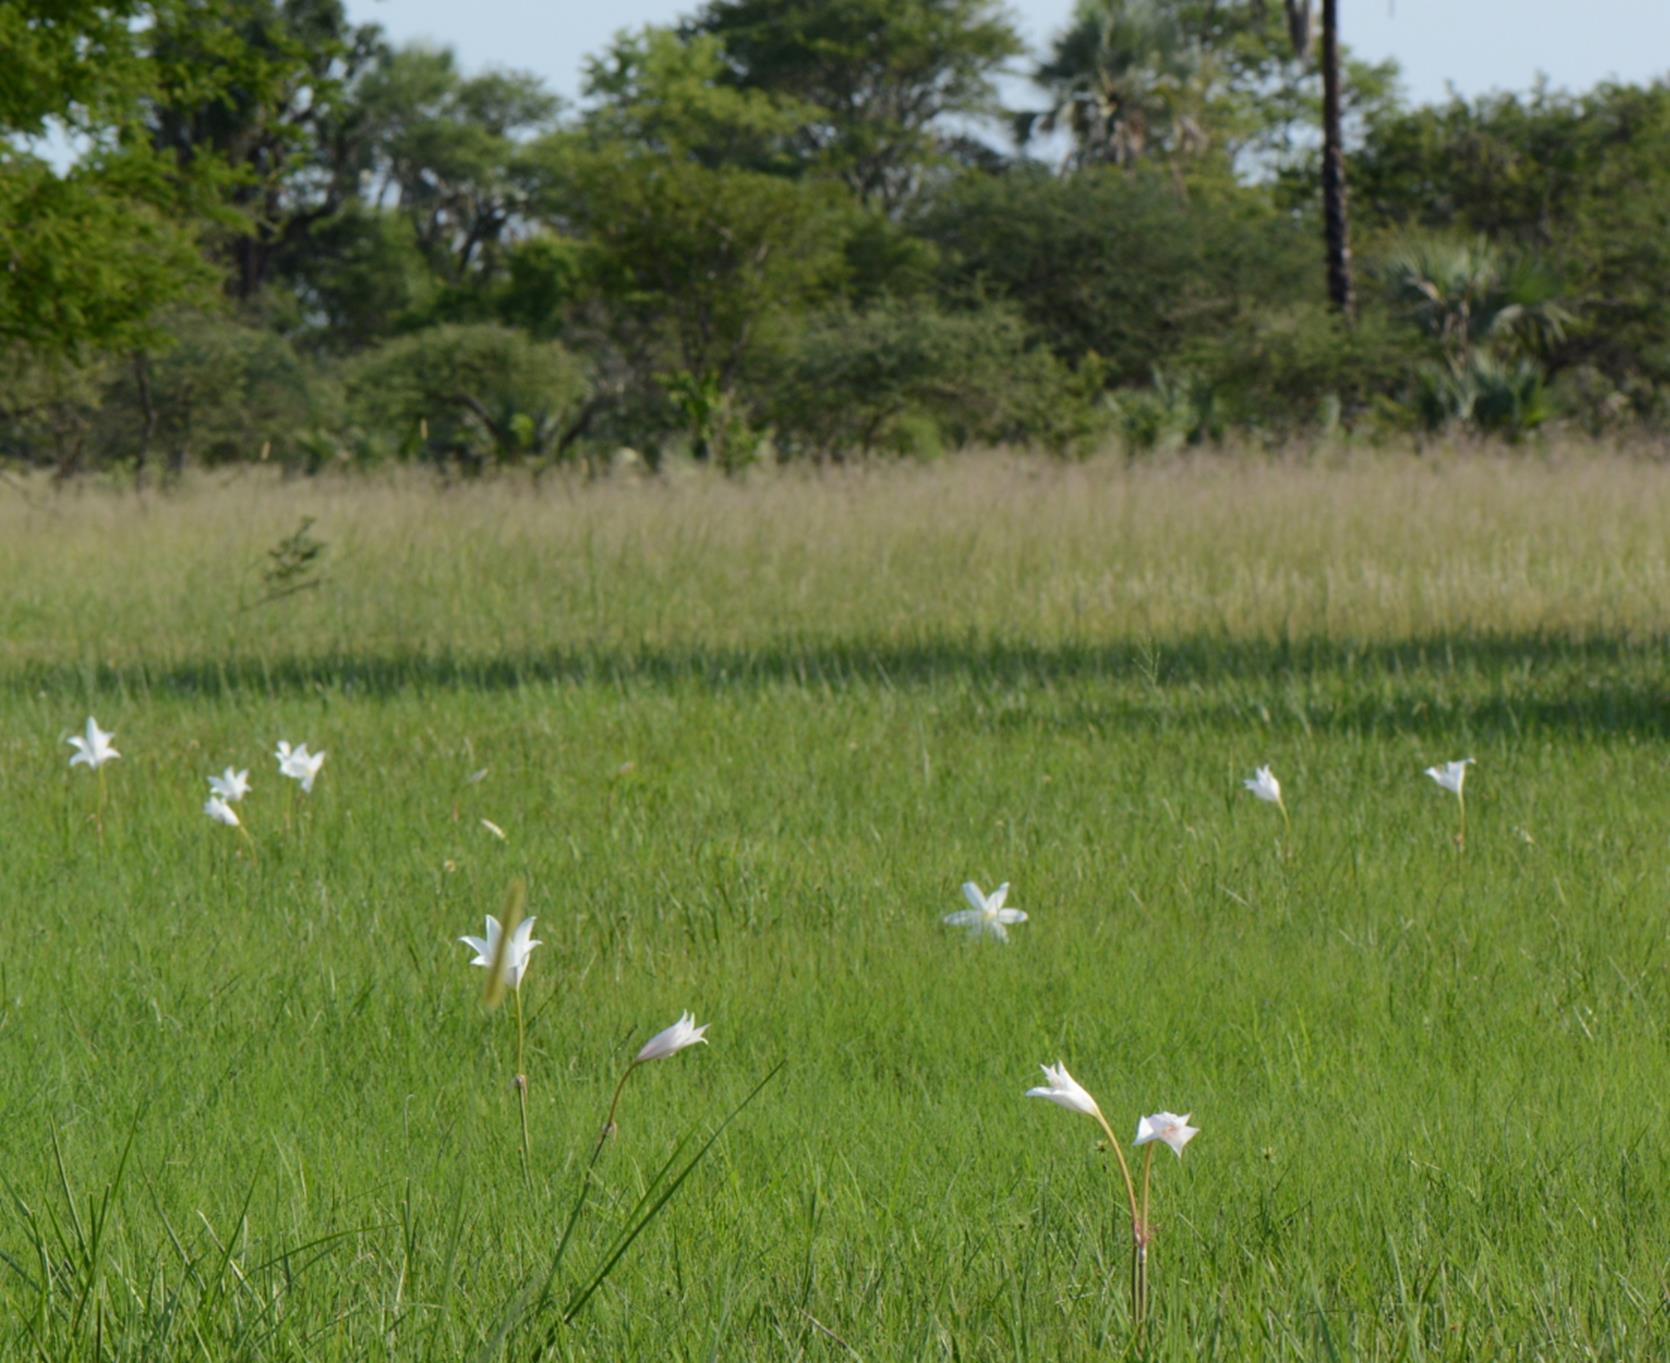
[1317,0,1353,314]
[350,46,561,290]
[542,145,853,460]
[1020,0,1374,176]
[142,0,386,300]
[0,0,224,358]
[522,30,856,460]
[686,0,1022,209]
[1382,236,1569,369]
[1022,0,1218,170]
[1353,81,1670,406]
[916,162,1316,382]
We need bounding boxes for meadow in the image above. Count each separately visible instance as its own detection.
[2,448,1669,1361]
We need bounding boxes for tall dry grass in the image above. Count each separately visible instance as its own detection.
[3,447,1667,679]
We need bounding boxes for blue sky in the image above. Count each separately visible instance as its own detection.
[350,0,1670,111]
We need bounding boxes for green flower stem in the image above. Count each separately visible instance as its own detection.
[1088,1109,1145,1337]
[514,984,532,1191]
[1137,1142,1156,1344]
[595,1060,643,1158]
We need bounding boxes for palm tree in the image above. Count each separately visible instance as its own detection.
[1020,0,1215,171]
[1318,0,1353,314]
[1258,0,1351,314]
[1383,236,1571,366]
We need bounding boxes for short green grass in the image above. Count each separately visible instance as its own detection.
[3,450,1669,1360]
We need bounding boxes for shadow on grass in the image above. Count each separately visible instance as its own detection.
[13,630,1668,738]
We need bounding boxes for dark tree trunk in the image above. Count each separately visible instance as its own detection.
[1319,0,1354,316]
[132,351,157,488]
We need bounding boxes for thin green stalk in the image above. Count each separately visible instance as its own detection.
[514,984,532,1191]
[1088,1108,1145,1338]
[1136,1143,1156,1344]
[595,1060,641,1157]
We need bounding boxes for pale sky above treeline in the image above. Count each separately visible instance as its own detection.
[351,0,1670,113]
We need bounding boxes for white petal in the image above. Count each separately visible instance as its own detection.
[1135,1111,1199,1156]
[635,1011,709,1063]
[961,882,986,912]
[943,910,982,926]
[203,797,239,827]
[987,883,1009,912]
[1026,1061,1101,1118]
[995,908,1028,924]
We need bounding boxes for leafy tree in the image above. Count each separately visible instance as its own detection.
[549,148,853,458]
[278,203,438,350]
[349,46,561,290]
[525,35,856,457]
[916,162,1315,383]
[142,0,385,299]
[687,0,1022,208]
[575,26,807,171]
[0,1,226,358]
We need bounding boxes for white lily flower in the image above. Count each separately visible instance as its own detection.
[1134,1111,1199,1157]
[943,881,1028,942]
[635,1011,709,1063]
[1243,765,1282,804]
[275,740,326,793]
[460,914,542,990]
[208,767,251,802]
[67,717,119,770]
[1425,758,1474,795]
[203,795,241,827]
[1026,1061,1102,1119]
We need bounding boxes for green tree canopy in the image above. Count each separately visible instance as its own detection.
[687,0,1022,208]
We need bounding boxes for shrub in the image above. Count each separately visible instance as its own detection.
[343,324,589,467]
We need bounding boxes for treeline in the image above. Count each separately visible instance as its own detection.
[3,0,1668,475]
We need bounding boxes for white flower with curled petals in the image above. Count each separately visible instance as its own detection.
[943,881,1028,942]
[1026,1061,1102,1119]
[208,767,251,802]
[1424,758,1473,795]
[275,740,326,793]
[1243,765,1282,805]
[1134,1111,1198,1157]
[459,914,541,990]
[635,1011,709,1063]
[203,795,241,827]
[67,717,119,770]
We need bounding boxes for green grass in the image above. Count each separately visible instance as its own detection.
[3,450,1669,1360]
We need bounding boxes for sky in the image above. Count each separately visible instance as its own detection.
[349,0,1670,113]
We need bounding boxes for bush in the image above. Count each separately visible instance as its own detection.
[87,312,330,474]
[1178,302,1425,437]
[343,324,589,468]
[753,300,1107,459]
